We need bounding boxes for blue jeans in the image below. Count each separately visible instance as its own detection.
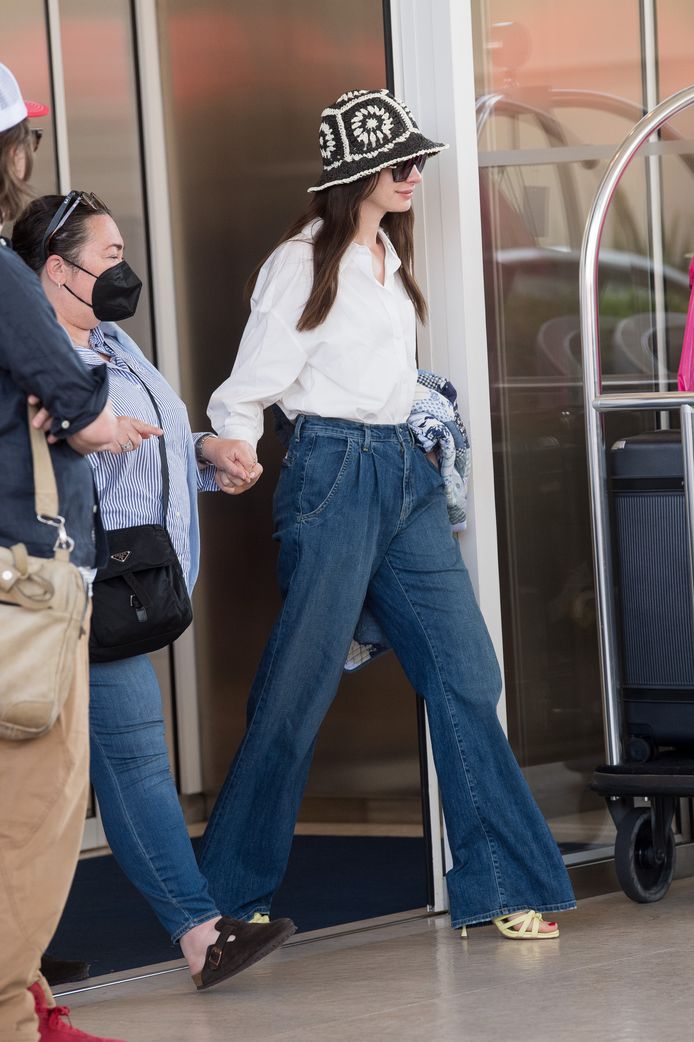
[89,655,220,941]
[199,417,576,927]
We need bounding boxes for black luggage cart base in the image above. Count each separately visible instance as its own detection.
[591,760,694,902]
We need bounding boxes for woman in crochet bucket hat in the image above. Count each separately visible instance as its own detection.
[201,89,576,941]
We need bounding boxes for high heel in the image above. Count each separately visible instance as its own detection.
[492,910,559,940]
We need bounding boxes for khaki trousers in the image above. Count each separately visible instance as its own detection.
[0,620,90,1042]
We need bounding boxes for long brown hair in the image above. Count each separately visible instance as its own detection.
[0,119,33,224]
[246,175,427,331]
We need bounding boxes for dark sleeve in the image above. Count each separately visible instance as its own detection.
[0,252,109,438]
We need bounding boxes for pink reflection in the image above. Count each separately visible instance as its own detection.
[164,8,385,111]
[484,4,641,99]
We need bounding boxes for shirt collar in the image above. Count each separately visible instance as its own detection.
[346,229,402,281]
[74,326,115,366]
[88,325,110,353]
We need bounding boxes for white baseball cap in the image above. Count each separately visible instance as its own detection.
[0,62,49,133]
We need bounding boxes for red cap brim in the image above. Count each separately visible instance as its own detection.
[25,99,49,119]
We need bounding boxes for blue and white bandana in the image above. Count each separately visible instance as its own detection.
[344,369,471,671]
[408,369,471,531]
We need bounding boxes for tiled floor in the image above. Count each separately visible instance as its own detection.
[59,878,694,1042]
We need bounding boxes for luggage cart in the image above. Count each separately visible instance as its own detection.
[581,84,694,902]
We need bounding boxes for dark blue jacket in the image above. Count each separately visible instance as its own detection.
[0,240,108,567]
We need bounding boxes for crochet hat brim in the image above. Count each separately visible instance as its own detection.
[308,134,448,193]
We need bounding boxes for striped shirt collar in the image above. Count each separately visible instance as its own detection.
[88,325,111,353]
[74,325,116,366]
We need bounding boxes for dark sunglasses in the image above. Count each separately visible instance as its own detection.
[41,189,106,261]
[30,128,43,152]
[390,154,428,182]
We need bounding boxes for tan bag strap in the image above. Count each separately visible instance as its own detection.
[27,404,73,558]
[27,403,59,516]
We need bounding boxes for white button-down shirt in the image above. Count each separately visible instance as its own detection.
[207,223,418,450]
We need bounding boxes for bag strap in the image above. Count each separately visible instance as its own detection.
[27,403,59,518]
[118,357,170,524]
[26,403,73,558]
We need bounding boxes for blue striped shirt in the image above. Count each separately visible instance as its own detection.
[76,326,217,582]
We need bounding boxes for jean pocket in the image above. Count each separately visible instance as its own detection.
[298,434,353,521]
[423,451,440,475]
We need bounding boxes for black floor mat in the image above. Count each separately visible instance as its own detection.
[48,834,428,978]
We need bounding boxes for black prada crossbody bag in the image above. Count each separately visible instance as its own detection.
[88,368,193,663]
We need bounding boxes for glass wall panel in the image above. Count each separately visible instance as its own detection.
[59,0,154,358]
[0,2,57,203]
[2,4,170,856]
[157,0,423,828]
[57,3,179,776]
[657,1,694,101]
[656,1,694,307]
[472,2,691,857]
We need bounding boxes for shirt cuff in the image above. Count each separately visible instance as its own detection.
[196,465,220,493]
[49,363,110,439]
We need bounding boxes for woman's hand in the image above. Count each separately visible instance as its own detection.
[28,394,53,434]
[103,416,164,455]
[201,437,263,495]
[214,462,264,495]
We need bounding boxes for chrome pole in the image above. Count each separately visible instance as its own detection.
[594,391,694,412]
[580,84,694,766]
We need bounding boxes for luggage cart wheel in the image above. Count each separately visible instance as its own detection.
[625,736,654,763]
[614,806,676,903]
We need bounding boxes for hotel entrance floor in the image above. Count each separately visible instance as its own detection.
[58,877,694,1041]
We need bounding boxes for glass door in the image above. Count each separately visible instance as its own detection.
[3,0,177,853]
[471,0,694,862]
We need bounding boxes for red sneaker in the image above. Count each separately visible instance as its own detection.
[29,982,126,1042]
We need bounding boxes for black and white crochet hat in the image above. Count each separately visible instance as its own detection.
[308,88,447,192]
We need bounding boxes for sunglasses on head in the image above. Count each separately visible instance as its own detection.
[390,154,428,182]
[41,189,106,261]
[30,128,43,153]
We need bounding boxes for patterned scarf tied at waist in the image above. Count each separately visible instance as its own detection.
[408,369,471,532]
[345,369,471,671]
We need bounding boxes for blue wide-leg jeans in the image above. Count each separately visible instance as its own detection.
[198,416,576,927]
[90,655,220,941]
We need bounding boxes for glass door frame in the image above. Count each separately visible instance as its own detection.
[390,0,510,910]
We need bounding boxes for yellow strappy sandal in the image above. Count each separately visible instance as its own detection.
[492,910,559,940]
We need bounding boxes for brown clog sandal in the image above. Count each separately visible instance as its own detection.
[193,915,296,991]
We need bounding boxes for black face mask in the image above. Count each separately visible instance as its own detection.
[63,259,142,321]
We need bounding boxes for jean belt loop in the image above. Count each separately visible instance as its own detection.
[295,414,305,440]
[408,423,415,447]
[363,424,371,452]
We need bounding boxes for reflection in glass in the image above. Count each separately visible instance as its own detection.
[1,1,57,202]
[59,0,153,358]
[473,3,694,858]
[157,0,425,827]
